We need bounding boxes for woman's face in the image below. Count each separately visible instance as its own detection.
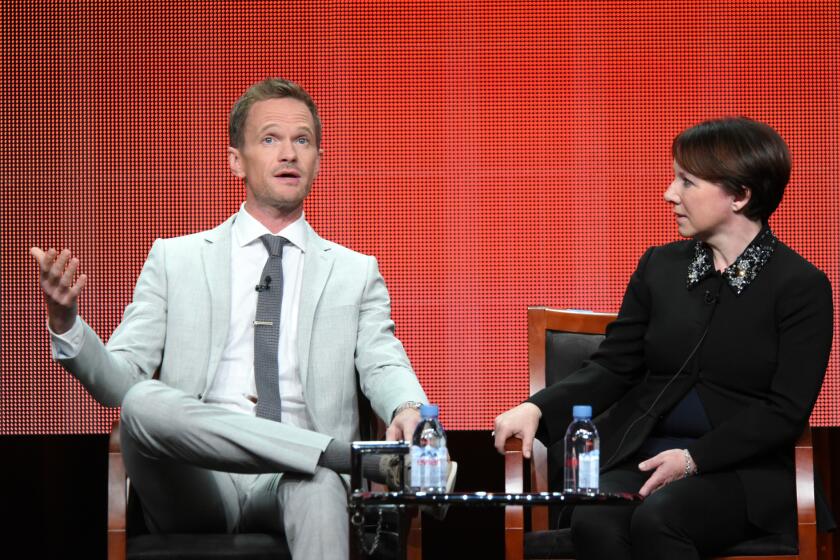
[664,161,740,240]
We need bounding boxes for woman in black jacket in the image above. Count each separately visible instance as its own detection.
[493,117,833,559]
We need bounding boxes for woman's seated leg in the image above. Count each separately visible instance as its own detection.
[570,466,647,560]
[630,471,749,560]
[571,464,750,560]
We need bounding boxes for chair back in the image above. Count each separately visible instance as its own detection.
[527,307,616,532]
[545,331,607,387]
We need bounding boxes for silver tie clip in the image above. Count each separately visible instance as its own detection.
[253,320,274,327]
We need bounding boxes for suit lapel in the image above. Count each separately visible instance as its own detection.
[297,223,334,389]
[201,216,235,393]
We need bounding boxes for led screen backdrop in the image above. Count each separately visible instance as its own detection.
[1,1,838,434]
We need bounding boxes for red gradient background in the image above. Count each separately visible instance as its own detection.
[2,1,838,434]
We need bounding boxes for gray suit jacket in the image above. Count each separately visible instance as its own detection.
[62,215,427,449]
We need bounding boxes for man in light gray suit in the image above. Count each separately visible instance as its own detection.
[30,78,431,559]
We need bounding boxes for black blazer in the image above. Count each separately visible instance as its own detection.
[530,230,833,535]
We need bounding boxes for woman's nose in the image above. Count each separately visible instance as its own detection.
[663,180,679,204]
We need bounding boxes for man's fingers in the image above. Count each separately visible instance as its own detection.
[386,414,419,442]
[44,248,66,284]
[63,274,88,305]
[29,246,46,263]
[38,249,86,290]
[32,246,87,308]
[388,410,420,442]
[61,258,80,287]
[72,273,88,294]
[51,249,71,280]
[30,246,54,274]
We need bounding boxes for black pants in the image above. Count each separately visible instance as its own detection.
[570,463,751,560]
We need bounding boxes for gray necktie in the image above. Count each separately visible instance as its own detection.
[253,234,288,422]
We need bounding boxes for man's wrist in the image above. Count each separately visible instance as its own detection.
[48,312,78,336]
[48,316,85,360]
[391,401,423,421]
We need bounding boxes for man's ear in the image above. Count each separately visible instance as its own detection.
[732,186,752,213]
[314,147,324,178]
[228,146,245,179]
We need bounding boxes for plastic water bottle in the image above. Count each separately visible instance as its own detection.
[410,404,449,493]
[564,404,600,493]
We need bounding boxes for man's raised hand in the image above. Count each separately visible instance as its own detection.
[30,247,87,334]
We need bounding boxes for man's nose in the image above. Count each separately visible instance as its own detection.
[277,139,297,162]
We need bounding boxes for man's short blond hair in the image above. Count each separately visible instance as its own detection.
[229,78,321,149]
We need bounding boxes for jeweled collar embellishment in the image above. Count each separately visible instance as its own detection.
[686,228,778,295]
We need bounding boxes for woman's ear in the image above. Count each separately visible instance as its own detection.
[732,186,752,213]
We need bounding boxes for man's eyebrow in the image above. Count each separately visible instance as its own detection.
[256,124,314,136]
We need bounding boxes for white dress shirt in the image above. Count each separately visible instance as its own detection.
[50,204,313,430]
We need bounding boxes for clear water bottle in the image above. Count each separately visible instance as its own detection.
[410,404,449,493]
[564,404,600,493]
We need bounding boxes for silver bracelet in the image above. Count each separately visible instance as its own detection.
[682,449,696,478]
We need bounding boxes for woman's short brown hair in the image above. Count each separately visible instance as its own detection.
[229,78,321,149]
[672,117,790,223]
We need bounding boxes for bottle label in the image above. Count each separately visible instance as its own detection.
[578,450,599,490]
[410,445,449,491]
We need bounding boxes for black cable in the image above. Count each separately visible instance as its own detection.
[603,283,721,467]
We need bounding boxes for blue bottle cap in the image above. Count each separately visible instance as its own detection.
[420,404,439,417]
[572,405,592,419]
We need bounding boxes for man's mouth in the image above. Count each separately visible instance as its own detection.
[274,169,301,179]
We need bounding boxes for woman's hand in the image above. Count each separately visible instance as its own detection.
[637,448,692,497]
[493,402,542,458]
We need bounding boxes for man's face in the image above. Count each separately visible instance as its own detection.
[228,97,322,215]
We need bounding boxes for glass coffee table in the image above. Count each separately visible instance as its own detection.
[349,442,642,559]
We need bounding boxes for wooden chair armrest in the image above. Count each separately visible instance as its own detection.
[504,437,523,453]
[504,437,524,492]
[794,427,817,560]
[108,419,127,560]
[504,437,525,560]
[407,512,422,560]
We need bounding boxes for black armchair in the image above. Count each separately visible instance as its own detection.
[503,307,818,560]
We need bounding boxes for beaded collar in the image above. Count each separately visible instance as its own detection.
[686,227,778,296]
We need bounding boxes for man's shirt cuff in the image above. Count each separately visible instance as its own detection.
[49,317,84,359]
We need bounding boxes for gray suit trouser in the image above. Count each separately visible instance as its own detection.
[120,380,349,560]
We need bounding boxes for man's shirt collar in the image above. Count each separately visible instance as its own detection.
[233,203,308,253]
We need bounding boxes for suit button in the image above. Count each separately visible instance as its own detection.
[197,393,203,400]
